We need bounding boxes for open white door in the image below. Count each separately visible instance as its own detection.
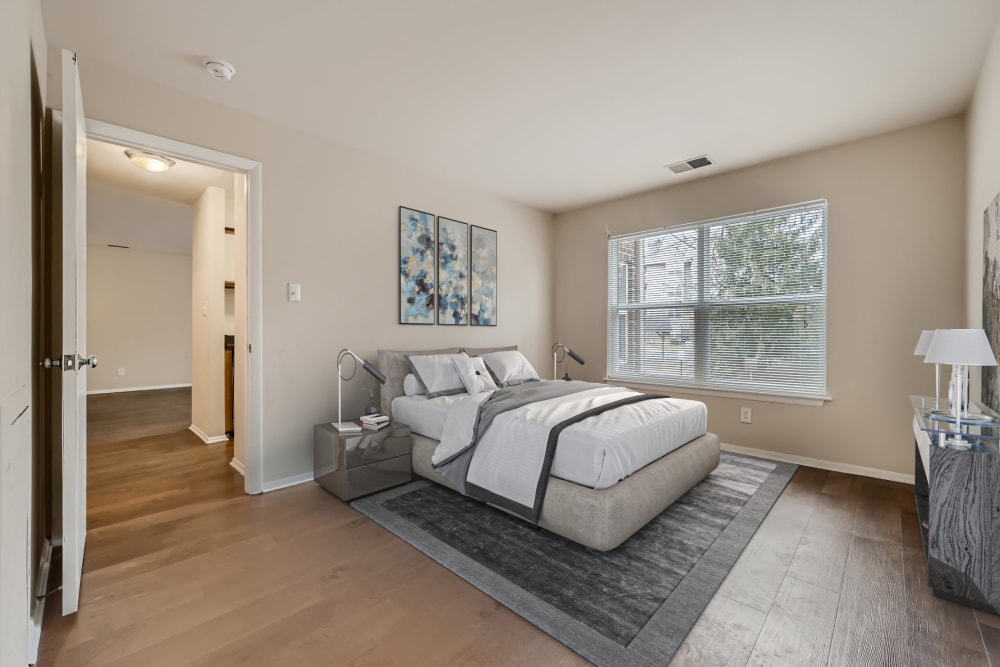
[59,49,90,616]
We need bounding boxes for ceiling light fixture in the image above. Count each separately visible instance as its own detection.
[124,149,175,173]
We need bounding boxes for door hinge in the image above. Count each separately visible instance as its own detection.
[248,344,252,354]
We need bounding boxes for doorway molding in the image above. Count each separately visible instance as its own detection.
[86,118,264,494]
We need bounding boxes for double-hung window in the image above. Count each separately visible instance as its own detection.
[607,200,827,400]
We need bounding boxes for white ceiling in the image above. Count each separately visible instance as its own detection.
[86,138,234,252]
[42,0,1000,213]
[88,138,234,206]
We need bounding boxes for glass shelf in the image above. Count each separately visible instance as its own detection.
[910,395,1000,454]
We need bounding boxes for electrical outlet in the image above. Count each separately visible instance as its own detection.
[117,367,125,377]
[740,406,752,424]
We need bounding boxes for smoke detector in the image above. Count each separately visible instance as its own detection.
[665,155,713,174]
[202,58,236,81]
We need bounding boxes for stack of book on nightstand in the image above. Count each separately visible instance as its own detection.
[360,414,390,431]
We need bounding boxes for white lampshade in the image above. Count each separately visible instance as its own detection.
[924,329,998,366]
[913,330,935,356]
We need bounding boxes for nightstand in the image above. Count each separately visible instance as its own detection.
[313,421,412,501]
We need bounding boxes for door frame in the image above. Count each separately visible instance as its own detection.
[85,119,264,494]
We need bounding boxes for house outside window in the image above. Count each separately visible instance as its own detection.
[607,200,827,400]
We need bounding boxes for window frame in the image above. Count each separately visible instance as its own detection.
[606,200,829,403]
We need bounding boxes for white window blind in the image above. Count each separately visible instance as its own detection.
[607,200,827,399]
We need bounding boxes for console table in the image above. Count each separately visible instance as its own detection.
[910,396,1000,614]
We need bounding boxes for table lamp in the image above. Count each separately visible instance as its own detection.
[334,349,387,433]
[552,343,585,381]
[913,329,939,408]
[923,329,998,449]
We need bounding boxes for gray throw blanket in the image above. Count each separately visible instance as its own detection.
[433,381,599,491]
[434,381,661,523]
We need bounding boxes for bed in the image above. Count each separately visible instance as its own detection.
[378,346,720,551]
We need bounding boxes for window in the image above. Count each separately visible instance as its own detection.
[607,200,827,400]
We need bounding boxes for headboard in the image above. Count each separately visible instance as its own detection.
[377,345,518,418]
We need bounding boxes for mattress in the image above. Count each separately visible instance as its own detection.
[393,387,707,490]
[392,393,462,440]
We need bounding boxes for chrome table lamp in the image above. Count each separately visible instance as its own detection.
[334,349,387,433]
[552,342,585,381]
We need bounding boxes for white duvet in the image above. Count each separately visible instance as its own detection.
[418,385,707,508]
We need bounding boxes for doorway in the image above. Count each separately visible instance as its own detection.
[85,120,263,494]
[86,139,237,450]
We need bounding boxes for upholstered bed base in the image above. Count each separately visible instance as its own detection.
[411,431,721,552]
[377,346,721,551]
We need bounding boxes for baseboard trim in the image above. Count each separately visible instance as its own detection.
[28,539,54,664]
[230,458,246,477]
[261,472,313,493]
[188,424,230,445]
[721,443,914,485]
[88,383,192,395]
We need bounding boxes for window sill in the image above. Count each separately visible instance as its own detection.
[603,378,831,407]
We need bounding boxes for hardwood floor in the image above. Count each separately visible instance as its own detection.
[37,390,999,665]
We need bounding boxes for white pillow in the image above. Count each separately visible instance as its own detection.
[407,353,468,398]
[402,373,427,396]
[481,350,540,387]
[452,355,499,394]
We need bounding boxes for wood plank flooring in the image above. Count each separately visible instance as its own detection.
[37,389,999,665]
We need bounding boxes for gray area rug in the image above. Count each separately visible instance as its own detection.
[352,452,796,666]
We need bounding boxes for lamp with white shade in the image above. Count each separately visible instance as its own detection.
[913,329,939,408]
[333,349,387,433]
[923,329,998,449]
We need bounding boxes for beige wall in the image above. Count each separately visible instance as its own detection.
[64,58,555,485]
[86,244,192,392]
[555,117,966,476]
[190,186,227,441]
[967,18,1000,395]
[88,181,193,254]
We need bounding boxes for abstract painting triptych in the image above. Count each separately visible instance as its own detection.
[399,206,497,326]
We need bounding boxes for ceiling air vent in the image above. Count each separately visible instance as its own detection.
[666,155,713,174]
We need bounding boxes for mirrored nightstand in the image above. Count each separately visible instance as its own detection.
[313,421,412,501]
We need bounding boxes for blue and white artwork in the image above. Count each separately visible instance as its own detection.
[470,225,497,326]
[437,217,469,325]
[399,206,436,324]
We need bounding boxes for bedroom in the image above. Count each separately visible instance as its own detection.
[3,0,1000,665]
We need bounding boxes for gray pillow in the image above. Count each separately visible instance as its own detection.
[378,347,461,416]
[480,350,540,387]
[407,353,469,398]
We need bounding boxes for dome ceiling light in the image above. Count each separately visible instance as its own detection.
[124,149,176,172]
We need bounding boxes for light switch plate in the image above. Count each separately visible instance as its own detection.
[288,282,301,302]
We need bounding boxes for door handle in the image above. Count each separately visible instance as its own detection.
[40,357,62,369]
[77,354,98,369]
